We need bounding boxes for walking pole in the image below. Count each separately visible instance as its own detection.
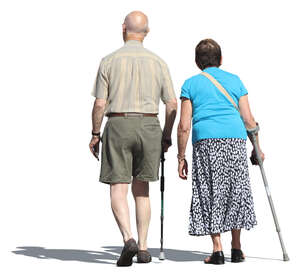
[247,124,289,261]
[159,148,165,260]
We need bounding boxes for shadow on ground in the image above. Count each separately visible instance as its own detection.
[12,246,282,264]
[12,246,214,264]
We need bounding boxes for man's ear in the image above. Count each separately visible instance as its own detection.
[144,27,150,37]
[122,23,126,33]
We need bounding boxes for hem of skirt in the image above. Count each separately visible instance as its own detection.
[188,223,257,236]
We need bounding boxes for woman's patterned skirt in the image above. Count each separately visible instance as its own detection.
[189,138,257,236]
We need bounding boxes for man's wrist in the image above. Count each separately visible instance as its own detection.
[162,132,171,140]
[162,128,171,138]
[92,131,101,137]
[163,137,172,146]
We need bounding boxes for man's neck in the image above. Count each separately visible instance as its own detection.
[125,34,144,43]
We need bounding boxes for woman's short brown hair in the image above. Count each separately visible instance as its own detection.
[195,39,222,70]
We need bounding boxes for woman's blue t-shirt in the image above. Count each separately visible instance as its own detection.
[180,67,248,145]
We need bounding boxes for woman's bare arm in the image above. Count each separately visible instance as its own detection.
[177,98,192,156]
[239,95,264,160]
[177,98,192,179]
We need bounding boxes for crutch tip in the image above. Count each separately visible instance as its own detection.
[159,251,165,260]
[283,253,290,261]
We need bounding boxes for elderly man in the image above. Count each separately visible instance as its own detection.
[89,11,177,266]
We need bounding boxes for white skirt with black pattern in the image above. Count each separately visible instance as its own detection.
[189,138,257,236]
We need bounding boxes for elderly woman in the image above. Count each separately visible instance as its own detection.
[177,39,265,265]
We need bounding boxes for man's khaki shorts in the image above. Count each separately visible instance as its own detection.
[99,116,163,184]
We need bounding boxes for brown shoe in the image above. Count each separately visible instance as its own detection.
[137,250,152,263]
[116,238,138,267]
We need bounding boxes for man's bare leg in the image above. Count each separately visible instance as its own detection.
[132,178,151,250]
[110,183,133,243]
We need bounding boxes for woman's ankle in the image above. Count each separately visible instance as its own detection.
[231,241,241,249]
[213,244,223,252]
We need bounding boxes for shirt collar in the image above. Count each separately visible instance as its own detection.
[124,40,144,47]
[203,66,220,72]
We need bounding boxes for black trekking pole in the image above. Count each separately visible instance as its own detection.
[159,148,165,260]
[247,124,289,261]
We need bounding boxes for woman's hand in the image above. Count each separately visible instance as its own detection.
[255,148,265,162]
[178,159,188,179]
[250,148,265,165]
[258,149,265,162]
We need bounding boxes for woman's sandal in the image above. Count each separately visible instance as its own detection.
[204,251,225,265]
[231,248,245,263]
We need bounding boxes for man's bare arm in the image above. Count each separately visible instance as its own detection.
[163,97,178,138]
[92,99,107,133]
[162,97,177,152]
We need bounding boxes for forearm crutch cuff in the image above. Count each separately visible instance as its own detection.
[246,122,260,135]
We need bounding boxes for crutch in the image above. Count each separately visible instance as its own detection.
[159,149,165,260]
[247,124,289,261]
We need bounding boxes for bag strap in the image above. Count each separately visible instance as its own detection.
[201,71,239,112]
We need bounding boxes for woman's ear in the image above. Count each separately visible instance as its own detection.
[220,56,223,66]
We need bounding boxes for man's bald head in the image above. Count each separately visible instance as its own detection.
[123,11,149,34]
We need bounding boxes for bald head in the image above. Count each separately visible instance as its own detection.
[124,11,149,34]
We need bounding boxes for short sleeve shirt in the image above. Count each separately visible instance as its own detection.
[91,40,176,115]
[180,67,248,144]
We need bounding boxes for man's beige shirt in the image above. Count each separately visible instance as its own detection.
[91,40,176,115]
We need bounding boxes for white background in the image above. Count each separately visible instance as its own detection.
[0,0,299,275]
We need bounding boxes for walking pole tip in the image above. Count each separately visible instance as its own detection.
[283,253,290,261]
[159,251,165,260]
